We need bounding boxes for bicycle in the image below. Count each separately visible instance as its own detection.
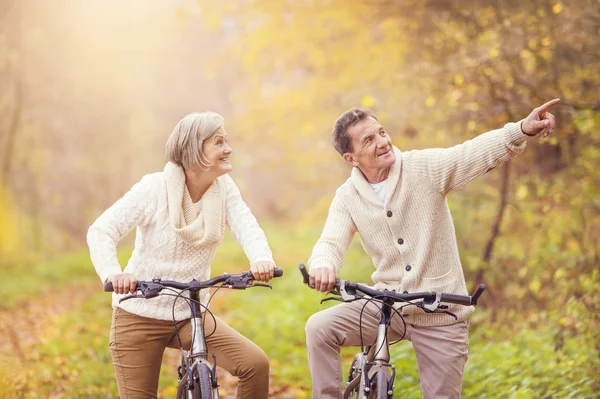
[299,264,485,399]
[104,267,283,399]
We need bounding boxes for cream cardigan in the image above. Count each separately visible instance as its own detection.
[87,166,273,321]
[308,122,531,326]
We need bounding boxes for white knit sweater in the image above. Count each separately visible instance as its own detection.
[308,122,531,326]
[87,167,273,321]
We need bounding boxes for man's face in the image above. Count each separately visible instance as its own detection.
[344,117,396,174]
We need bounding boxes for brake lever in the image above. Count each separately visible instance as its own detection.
[320,297,347,304]
[118,293,146,303]
[118,281,163,302]
[435,309,458,320]
[415,301,458,320]
[247,282,272,289]
[225,274,252,289]
[422,292,442,312]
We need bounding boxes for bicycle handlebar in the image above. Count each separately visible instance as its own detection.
[104,268,284,293]
[299,263,485,307]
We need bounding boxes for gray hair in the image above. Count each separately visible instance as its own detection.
[165,111,224,169]
[332,108,378,155]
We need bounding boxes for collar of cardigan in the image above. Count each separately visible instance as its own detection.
[350,146,403,209]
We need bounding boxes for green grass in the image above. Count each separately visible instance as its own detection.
[2,226,598,398]
[0,250,132,310]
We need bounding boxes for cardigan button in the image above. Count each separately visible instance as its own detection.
[405,265,412,271]
[387,211,393,217]
[397,238,404,245]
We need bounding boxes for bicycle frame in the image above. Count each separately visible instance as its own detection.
[344,297,395,399]
[180,288,219,399]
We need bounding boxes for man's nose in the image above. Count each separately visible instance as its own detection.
[376,135,387,147]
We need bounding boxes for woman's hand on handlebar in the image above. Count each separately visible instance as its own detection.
[310,267,336,293]
[106,273,137,295]
[251,260,277,282]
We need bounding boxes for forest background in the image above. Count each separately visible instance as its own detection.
[0,0,598,397]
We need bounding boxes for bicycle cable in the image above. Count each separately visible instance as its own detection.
[165,287,217,351]
[357,296,408,358]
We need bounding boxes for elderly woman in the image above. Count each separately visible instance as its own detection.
[87,111,276,399]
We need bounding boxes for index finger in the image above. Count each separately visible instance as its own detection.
[537,98,560,114]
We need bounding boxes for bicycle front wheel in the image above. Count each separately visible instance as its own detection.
[177,362,214,399]
[369,371,390,399]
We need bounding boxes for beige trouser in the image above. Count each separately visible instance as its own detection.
[109,307,269,399]
[305,300,469,399]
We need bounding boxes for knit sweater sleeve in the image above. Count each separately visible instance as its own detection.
[222,175,274,265]
[87,174,161,283]
[410,121,531,195]
[307,189,357,275]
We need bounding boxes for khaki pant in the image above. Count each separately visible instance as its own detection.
[305,300,469,399]
[109,308,269,399]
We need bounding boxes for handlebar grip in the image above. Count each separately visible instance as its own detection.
[439,293,472,306]
[299,264,310,285]
[273,267,284,278]
[470,284,486,305]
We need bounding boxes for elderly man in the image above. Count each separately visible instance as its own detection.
[305,99,559,399]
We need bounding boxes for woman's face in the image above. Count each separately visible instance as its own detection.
[201,126,233,175]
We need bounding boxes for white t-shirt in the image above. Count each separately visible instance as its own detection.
[369,180,387,203]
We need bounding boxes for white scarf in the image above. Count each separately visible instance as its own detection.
[163,162,225,246]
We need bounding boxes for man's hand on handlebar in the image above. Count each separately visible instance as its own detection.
[106,273,137,295]
[309,267,337,293]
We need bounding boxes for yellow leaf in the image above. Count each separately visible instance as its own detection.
[425,96,436,107]
[296,390,308,398]
[488,48,500,57]
[541,37,552,46]
[554,268,566,280]
[529,278,541,294]
[566,238,580,251]
[552,2,563,14]
[453,74,464,85]
[528,38,538,49]
[361,95,376,108]
[466,102,479,111]
[516,185,528,200]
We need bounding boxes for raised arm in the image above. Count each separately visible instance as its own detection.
[411,99,559,195]
[307,190,357,292]
[87,173,160,284]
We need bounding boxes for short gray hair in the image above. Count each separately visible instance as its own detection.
[332,108,378,155]
[165,112,224,169]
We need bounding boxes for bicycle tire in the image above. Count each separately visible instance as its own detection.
[176,362,214,399]
[344,355,364,398]
[369,371,390,399]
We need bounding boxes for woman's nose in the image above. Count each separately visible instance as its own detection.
[224,143,232,154]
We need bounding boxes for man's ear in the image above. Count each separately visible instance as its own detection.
[343,152,358,167]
